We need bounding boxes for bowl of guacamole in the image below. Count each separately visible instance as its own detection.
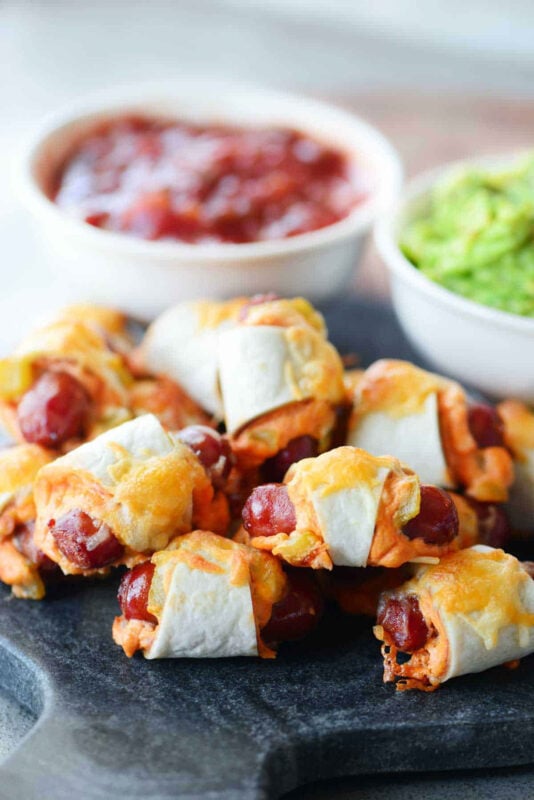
[401,154,534,317]
[375,152,534,402]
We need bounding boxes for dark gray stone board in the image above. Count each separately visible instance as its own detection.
[0,299,533,800]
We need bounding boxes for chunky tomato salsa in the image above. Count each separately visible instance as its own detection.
[52,116,364,244]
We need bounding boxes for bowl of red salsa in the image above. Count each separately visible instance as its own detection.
[20,82,402,318]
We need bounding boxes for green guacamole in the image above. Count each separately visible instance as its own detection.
[401,155,534,316]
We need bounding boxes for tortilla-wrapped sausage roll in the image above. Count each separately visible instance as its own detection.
[218,298,345,468]
[348,360,513,502]
[0,318,134,450]
[0,444,57,598]
[497,400,534,531]
[375,545,534,691]
[219,297,347,474]
[137,295,348,476]
[33,414,230,575]
[113,531,323,659]
[243,446,459,570]
[134,297,248,418]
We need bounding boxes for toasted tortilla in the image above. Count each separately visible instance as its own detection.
[218,325,344,434]
[349,392,450,488]
[137,300,245,417]
[147,555,258,659]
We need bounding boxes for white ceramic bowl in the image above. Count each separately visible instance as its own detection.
[376,154,534,402]
[18,80,402,320]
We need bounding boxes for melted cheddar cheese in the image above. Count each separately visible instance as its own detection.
[195,298,248,329]
[112,617,156,658]
[286,446,405,497]
[33,425,214,574]
[52,304,130,342]
[0,445,55,598]
[353,360,444,419]
[283,327,345,405]
[14,320,132,403]
[241,297,326,335]
[251,447,448,570]
[343,369,365,396]
[420,549,534,646]
[0,539,45,600]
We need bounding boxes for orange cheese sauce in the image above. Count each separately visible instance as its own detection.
[112,617,156,658]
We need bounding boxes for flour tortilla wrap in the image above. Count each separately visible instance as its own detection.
[377,546,534,688]
[34,414,210,570]
[144,532,286,659]
[147,550,258,659]
[349,392,451,488]
[290,454,391,568]
[218,325,345,435]
[137,300,246,417]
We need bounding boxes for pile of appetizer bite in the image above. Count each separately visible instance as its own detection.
[2,294,534,692]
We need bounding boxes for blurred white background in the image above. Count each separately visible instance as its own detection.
[3,0,534,347]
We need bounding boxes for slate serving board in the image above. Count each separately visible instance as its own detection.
[1,298,534,800]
